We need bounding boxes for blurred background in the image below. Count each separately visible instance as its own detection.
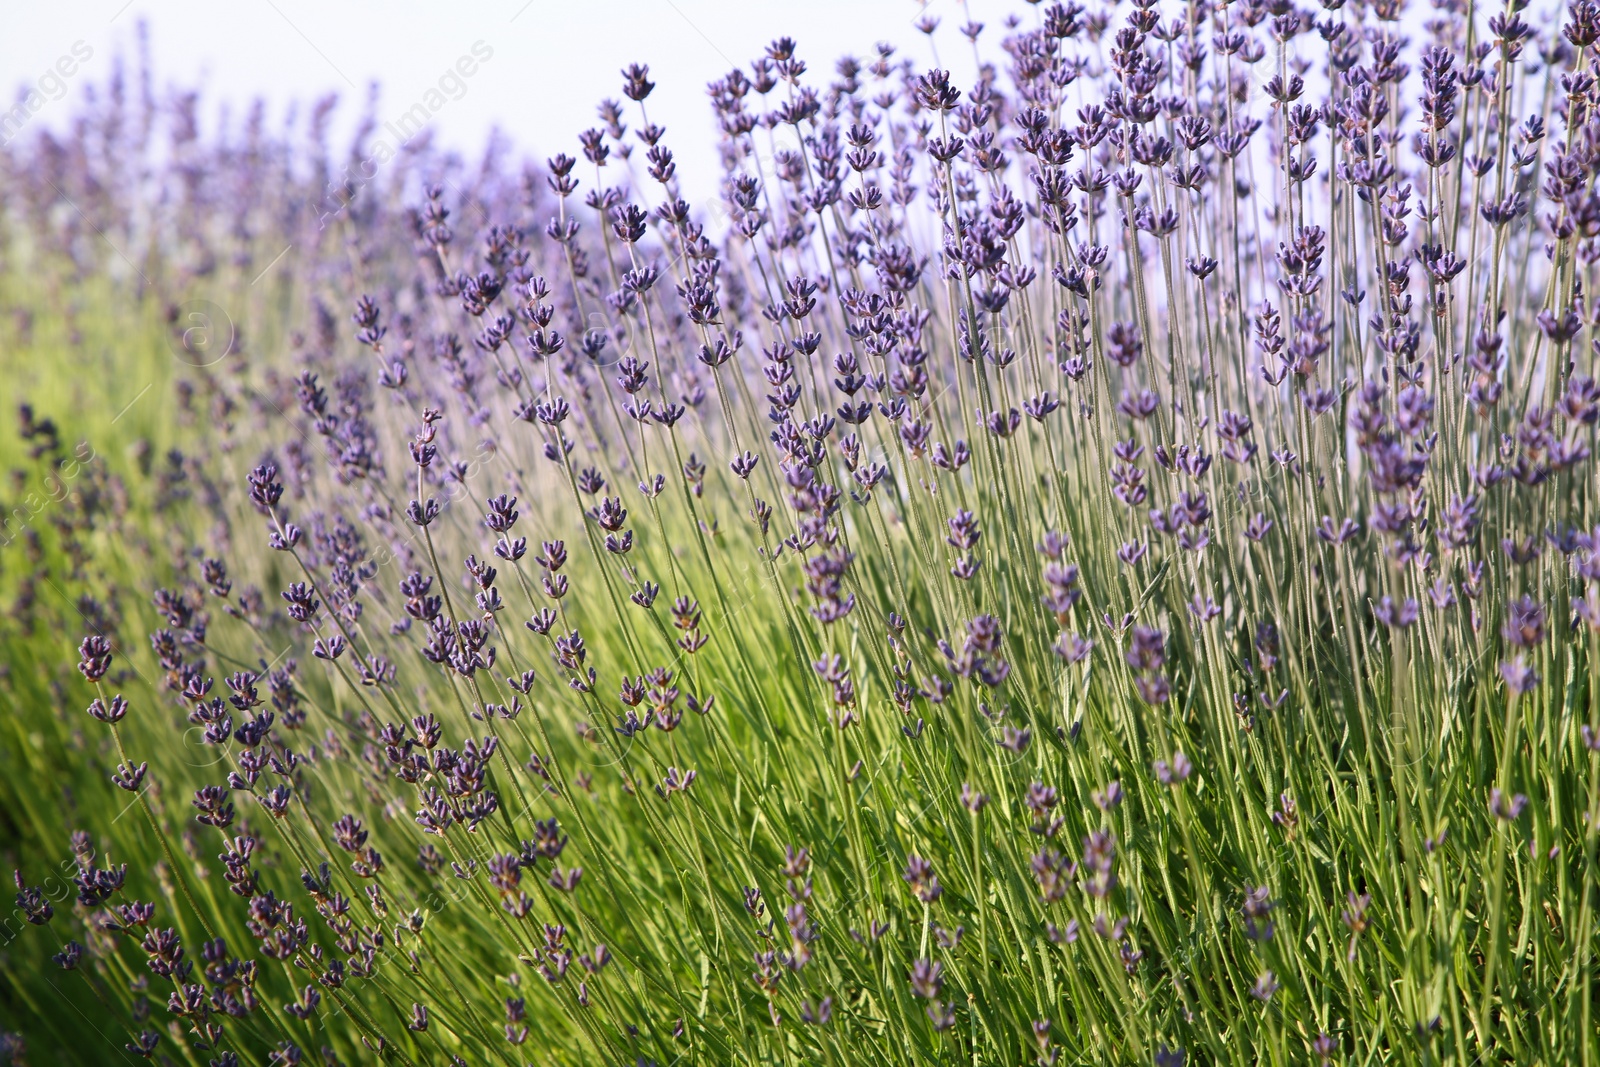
[1,0,1014,203]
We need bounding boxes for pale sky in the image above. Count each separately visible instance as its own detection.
[1,0,1016,202]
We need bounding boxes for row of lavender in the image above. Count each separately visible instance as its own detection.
[3,0,1600,1062]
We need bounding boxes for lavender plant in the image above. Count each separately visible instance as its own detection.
[3,0,1600,1063]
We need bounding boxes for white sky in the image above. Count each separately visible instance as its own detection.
[2,0,1018,202]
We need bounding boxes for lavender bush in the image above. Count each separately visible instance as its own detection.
[2,0,1600,1062]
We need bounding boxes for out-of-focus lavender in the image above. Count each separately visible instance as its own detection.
[4,0,1600,1063]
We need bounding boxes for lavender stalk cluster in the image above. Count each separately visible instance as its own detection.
[4,0,1600,1063]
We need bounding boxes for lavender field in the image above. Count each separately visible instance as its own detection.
[1,0,1598,1063]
